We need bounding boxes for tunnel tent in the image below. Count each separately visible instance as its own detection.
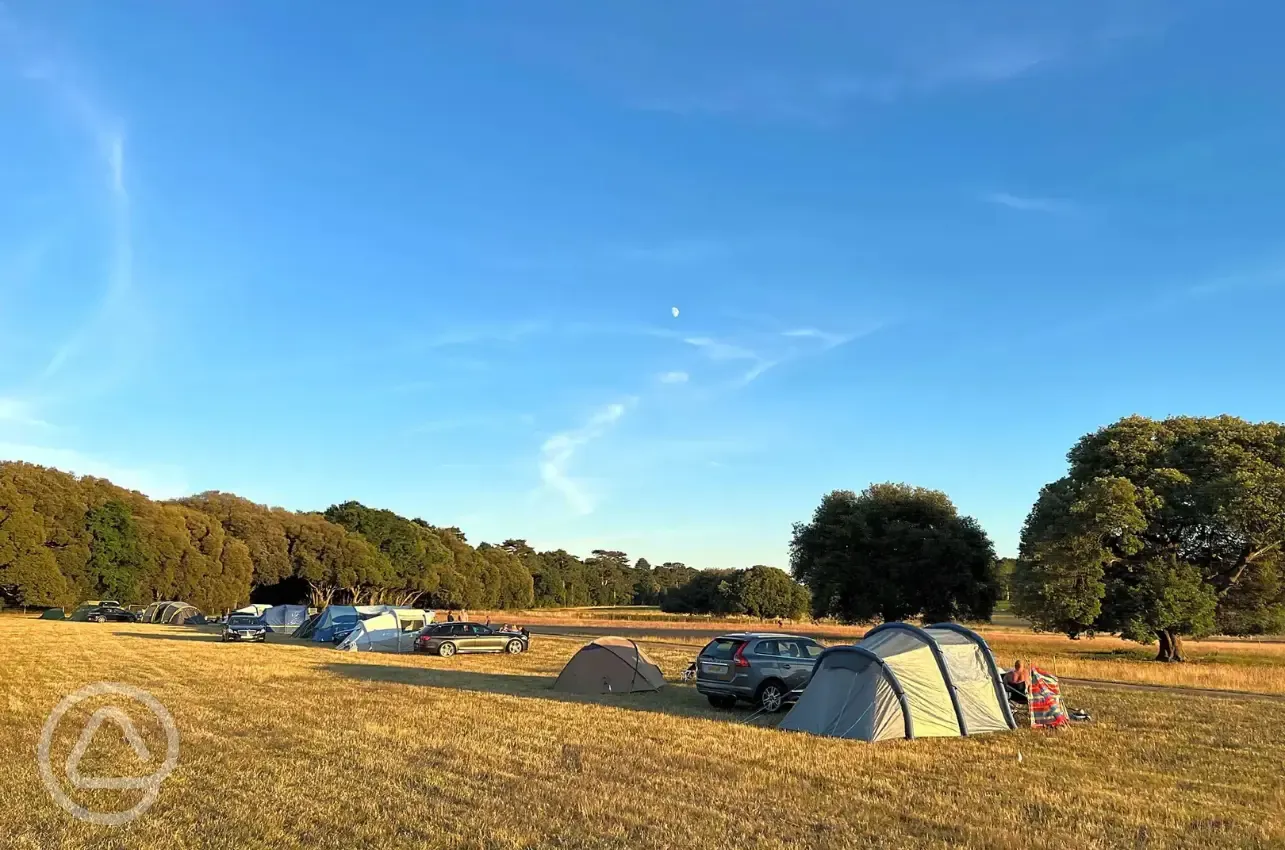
[260,605,310,633]
[298,605,397,642]
[152,601,205,625]
[336,608,435,652]
[141,601,170,623]
[552,637,666,695]
[778,622,1015,742]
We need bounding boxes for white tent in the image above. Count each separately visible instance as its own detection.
[336,608,435,653]
[234,604,272,618]
[298,604,400,642]
[778,622,1015,742]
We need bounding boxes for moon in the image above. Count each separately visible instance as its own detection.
[671,307,680,318]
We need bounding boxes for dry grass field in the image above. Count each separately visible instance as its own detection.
[2,618,1284,849]
[508,610,1285,696]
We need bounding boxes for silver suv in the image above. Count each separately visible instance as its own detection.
[696,633,825,712]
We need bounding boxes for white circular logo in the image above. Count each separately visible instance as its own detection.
[37,682,180,826]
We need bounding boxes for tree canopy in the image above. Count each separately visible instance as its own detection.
[790,483,999,624]
[660,565,810,619]
[1014,415,1285,660]
[0,461,779,614]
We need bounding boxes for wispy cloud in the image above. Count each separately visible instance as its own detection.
[0,397,49,428]
[781,327,856,348]
[657,371,689,384]
[637,40,1062,124]
[0,442,187,498]
[1,10,144,392]
[418,320,548,349]
[539,399,634,515]
[982,192,1076,215]
[682,336,777,385]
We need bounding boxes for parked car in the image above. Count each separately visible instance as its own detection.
[222,614,268,642]
[86,606,137,623]
[415,622,528,657]
[695,633,825,712]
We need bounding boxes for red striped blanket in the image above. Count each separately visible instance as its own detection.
[1029,667,1070,729]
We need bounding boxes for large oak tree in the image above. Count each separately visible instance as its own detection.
[1014,415,1285,661]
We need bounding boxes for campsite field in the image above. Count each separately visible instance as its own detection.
[508,610,1285,696]
[2,618,1284,849]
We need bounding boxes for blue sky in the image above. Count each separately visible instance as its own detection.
[2,1,1283,569]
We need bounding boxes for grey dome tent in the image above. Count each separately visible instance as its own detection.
[778,623,1015,742]
[552,637,666,695]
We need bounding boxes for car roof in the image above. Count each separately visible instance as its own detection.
[714,632,814,640]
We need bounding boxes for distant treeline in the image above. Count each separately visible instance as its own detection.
[0,461,809,614]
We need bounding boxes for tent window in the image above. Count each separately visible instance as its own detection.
[401,618,424,633]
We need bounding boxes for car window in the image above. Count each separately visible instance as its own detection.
[753,639,780,656]
[803,641,824,658]
[700,638,743,660]
[471,625,489,636]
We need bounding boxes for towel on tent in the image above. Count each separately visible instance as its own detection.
[1029,667,1070,729]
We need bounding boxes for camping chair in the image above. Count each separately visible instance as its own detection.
[680,662,697,682]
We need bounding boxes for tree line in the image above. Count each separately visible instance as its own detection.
[6,414,1281,659]
[0,462,809,615]
[788,415,1285,661]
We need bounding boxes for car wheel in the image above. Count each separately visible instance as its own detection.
[506,639,524,654]
[707,694,736,710]
[438,641,457,657]
[757,680,786,713]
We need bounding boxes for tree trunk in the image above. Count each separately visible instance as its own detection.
[1156,629,1186,662]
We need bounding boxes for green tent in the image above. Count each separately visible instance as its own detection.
[39,608,66,620]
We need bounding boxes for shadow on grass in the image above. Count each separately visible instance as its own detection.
[117,631,227,642]
[323,661,780,726]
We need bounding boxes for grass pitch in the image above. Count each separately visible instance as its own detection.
[2,618,1283,849]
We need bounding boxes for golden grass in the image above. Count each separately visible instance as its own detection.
[495,611,1285,696]
[2,619,1284,849]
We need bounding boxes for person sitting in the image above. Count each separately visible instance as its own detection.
[1003,659,1030,704]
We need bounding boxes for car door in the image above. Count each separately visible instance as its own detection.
[777,640,814,692]
[752,639,784,686]
[479,625,507,651]
[460,624,487,652]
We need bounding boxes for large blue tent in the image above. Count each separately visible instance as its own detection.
[260,605,310,633]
